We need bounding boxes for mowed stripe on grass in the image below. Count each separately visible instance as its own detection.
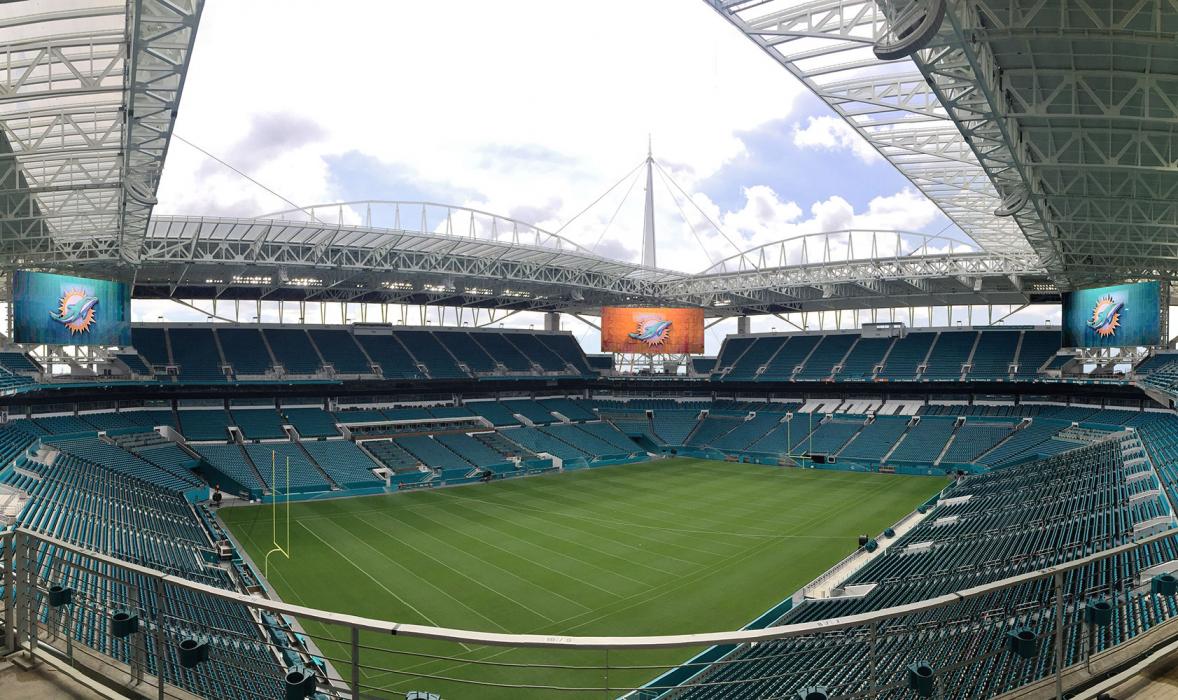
[221,458,945,699]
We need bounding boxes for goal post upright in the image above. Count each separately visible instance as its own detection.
[264,451,291,578]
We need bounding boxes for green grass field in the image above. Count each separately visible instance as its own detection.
[220,458,944,699]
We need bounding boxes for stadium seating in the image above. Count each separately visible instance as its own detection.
[833,336,886,381]
[131,326,171,368]
[81,411,151,431]
[802,416,865,454]
[470,332,533,371]
[877,332,936,380]
[722,337,781,381]
[434,330,498,373]
[244,443,331,492]
[364,439,422,473]
[575,421,641,454]
[196,444,268,494]
[396,435,472,470]
[710,414,783,451]
[467,400,521,427]
[887,416,956,463]
[759,335,821,381]
[169,328,228,382]
[542,422,634,458]
[49,435,201,492]
[651,410,701,446]
[539,397,596,421]
[231,408,287,440]
[355,333,426,379]
[308,329,372,374]
[216,327,273,375]
[1016,330,1064,377]
[968,330,1019,380]
[334,408,386,424]
[394,330,467,379]
[434,432,514,470]
[428,405,476,419]
[300,439,384,488]
[115,352,152,375]
[686,415,741,446]
[501,399,556,425]
[263,328,324,374]
[941,422,1013,463]
[794,334,857,380]
[921,331,976,380]
[0,351,39,374]
[711,336,755,378]
[838,415,910,463]
[507,332,567,371]
[539,334,595,375]
[500,426,586,460]
[282,407,340,437]
[33,414,96,435]
[679,435,1166,699]
[178,409,233,441]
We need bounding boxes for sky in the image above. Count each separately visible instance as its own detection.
[149,0,1058,354]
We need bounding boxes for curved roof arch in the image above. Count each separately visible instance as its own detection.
[702,229,984,274]
[258,200,600,258]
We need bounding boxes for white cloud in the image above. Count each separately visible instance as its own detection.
[157,0,805,238]
[792,116,881,164]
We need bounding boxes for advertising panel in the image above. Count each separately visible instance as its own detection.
[12,270,132,346]
[601,307,705,354]
[1061,280,1161,348]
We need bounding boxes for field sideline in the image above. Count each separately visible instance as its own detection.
[220,457,945,699]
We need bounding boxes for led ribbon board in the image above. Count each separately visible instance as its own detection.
[601,307,705,354]
[12,270,131,346]
[1062,281,1161,348]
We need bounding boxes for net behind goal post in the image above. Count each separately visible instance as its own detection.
[263,450,291,578]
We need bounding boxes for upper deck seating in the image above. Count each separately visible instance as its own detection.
[393,330,468,379]
[308,329,372,374]
[837,337,892,381]
[968,331,1019,380]
[217,328,273,375]
[264,328,324,374]
[922,332,976,380]
[877,332,936,380]
[131,327,170,368]
[355,333,425,379]
[1016,330,1063,378]
[795,334,857,380]
[169,328,227,382]
[470,332,533,371]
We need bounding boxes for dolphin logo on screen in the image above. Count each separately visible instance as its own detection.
[628,316,673,347]
[1086,295,1123,338]
[50,289,99,335]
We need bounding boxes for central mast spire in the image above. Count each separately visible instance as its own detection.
[641,135,656,267]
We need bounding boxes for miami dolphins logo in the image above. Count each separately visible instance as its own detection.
[50,288,99,335]
[628,315,673,347]
[1087,294,1123,338]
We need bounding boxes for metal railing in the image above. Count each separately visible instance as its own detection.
[3,525,1178,699]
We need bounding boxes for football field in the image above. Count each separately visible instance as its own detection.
[220,458,945,699]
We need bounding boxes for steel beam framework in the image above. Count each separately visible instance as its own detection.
[706,0,1031,255]
[18,214,1050,316]
[0,1,203,266]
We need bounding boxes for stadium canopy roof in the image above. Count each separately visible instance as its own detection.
[117,206,1054,316]
[0,0,203,265]
[707,0,1178,290]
